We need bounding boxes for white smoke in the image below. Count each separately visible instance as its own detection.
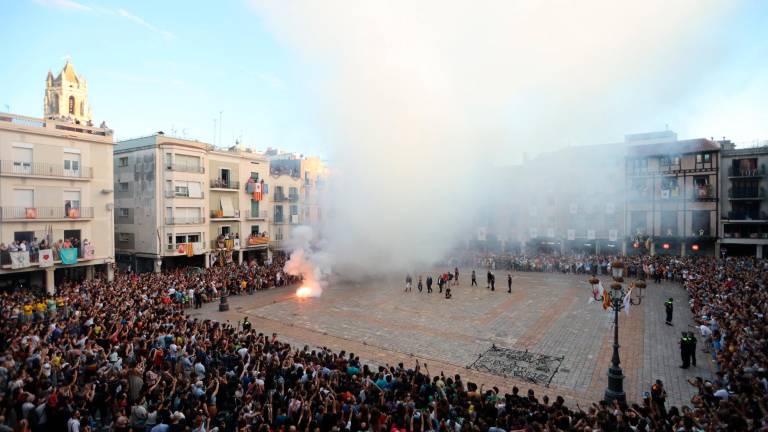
[283,225,331,297]
[253,0,735,277]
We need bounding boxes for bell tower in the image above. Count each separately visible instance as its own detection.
[44,60,92,123]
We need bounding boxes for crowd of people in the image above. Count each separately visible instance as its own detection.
[0,252,765,431]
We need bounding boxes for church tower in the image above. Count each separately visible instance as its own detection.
[44,60,92,123]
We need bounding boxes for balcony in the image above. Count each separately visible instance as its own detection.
[210,210,240,219]
[210,178,240,190]
[0,160,93,179]
[728,166,766,178]
[211,238,240,250]
[728,188,765,200]
[0,246,96,268]
[165,242,205,255]
[273,194,287,202]
[691,185,716,201]
[165,216,205,225]
[725,211,768,221]
[164,190,204,199]
[244,234,269,247]
[273,217,285,224]
[165,163,204,173]
[245,210,268,220]
[1,207,94,221]
[289,193,300,202]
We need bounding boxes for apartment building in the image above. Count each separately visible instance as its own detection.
[625,133,720,256]
[266,151,327,251]
[718,143,768,257]
[0,61,114,293]
[114,134,209,272]
[207,146,270,266]
[114,137,272,272]
[0,113,115,292]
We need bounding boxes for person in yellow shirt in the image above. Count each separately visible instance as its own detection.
[22,304,33,323]
[35,301,46,322]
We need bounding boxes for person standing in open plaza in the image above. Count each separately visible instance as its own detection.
[471,270,477,286]
[426,275,433,293]
[405,274,412,292]
[507,274,512,293]
[665,297,674,325]
[417,275,423,293]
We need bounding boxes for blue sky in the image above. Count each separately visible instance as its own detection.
[2,0,768,158]
[1,0,323,155]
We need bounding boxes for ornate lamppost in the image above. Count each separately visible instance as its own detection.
[602,261,642,403]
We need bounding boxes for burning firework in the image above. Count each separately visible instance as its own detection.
[296,286,319,298]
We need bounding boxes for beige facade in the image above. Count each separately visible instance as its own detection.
[267,153,328,250]
[114,138,271,271]
[0,112,114,293]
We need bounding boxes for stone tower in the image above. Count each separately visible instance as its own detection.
[45,60,92,123]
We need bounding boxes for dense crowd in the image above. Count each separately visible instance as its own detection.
[0,253,765,431]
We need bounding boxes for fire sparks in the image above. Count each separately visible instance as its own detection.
[296,286,313,298]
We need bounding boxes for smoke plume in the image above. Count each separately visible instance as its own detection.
[253,1,734,276]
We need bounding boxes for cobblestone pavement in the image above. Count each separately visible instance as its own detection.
[189,270,712,407]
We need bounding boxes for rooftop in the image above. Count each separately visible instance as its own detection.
[0,112,112,142]
[626,138,719,157]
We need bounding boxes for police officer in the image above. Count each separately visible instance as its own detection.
[679,332,690,368]
[665,298,674,325]
[687,331,698,367]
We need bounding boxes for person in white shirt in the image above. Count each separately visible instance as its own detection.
[67,410,81,432]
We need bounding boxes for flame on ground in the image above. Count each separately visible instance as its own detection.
[296,286,316,298]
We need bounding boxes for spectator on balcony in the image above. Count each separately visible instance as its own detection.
[62,238,71,249]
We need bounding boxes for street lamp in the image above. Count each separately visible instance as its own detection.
[603,260,642,404]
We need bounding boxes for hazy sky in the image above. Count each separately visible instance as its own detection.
[2,0,768,159]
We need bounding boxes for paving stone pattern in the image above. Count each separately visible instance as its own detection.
[190,269,712,407]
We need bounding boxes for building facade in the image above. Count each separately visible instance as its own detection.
[625,134,720,256]
[0,112,114,293]
[718,143,768,257]
[114,137,273,272]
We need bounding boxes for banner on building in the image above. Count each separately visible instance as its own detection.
[186,243,193,257]
[587,229,596,240]
[10,251,30,269]
[83,245,95,259]
[38,249,54,268]
[193,242,205,255]
[567,229,576,241]
[608,229,618,242]
[60,248,78,265]
[234,239,241,249]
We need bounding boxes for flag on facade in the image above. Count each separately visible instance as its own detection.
[10,251,30,269]
[253,182,263,201]
[186,243,193,257]
[83,245,95,259]
[38,249,54,267]
[193,242,204,255]
[602,290,612,310]
[60,248,78,265]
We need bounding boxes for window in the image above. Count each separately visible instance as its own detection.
[274,205,284,223]
[629,158,647,174]
[692,211,710,236]
[68,96,75,115]
[659,155,680,171]
[251,225,260,235]
[220,226,231,236]
[175,183,189,197]
[64,153,80,176]
[290,205,299,215]
[64,191,81,209]
[118,182,129,192]
[12,146,33,173]
[275,186,284,200]
[250,172,259,181]
[250,200,259,216]
[165,153,172,167]
[661,211,678,236]
[661,177,679,198]
[289,187,298,200]
[118,157,128,167]
[696,152,714,169]
[220,168,230,183]
[14,189,34,208]
[118,208,129,217]
[118,233,132,242]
